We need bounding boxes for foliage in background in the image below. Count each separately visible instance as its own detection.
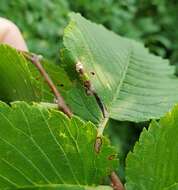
[0,0,178,64]
[69,0,178,64]
[0,0,69,61]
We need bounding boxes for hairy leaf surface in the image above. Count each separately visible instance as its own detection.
[126,105,178,190]
[0,101,117,189]
[63,13,178,123]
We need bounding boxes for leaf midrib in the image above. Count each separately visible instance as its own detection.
[108,44,132,115]
[75,20,132,123]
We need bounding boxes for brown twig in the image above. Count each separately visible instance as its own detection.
[21,51,124,190]
[110,172,125,190]
[20,51,72,117]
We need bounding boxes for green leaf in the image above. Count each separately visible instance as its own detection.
[27,57,73,102]
[6,185,112,190]
[5,184,113,190]
[0,44,102,124]
[0,45,72,104]
[164,184,178,190]
[0,45,39,102]
[125,105,178,190]
[62,13,178,123]
[0,101,117,189]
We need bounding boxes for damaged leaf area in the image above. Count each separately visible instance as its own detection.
[0,101,117,188]
[62,13,178,124]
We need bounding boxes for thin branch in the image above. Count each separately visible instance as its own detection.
[20,51,72,117]
[20,51,124,190]
[110,172,125,190]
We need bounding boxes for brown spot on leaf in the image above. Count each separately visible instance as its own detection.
[35,76,40,80]
[84,80,91,89]
[90,71,95,75]
[108,155,116,160]
[94,137,102,153]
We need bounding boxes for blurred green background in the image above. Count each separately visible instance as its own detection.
[1,0,178,182]
[1,0,178,64]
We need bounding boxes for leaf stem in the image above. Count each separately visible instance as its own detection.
[110,172,125,190]
[97,116,109,137]
[20,51,72,118]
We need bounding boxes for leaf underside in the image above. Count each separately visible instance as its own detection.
[126,105,178,190]
[0,101,117,189]
[62,13,178,124]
